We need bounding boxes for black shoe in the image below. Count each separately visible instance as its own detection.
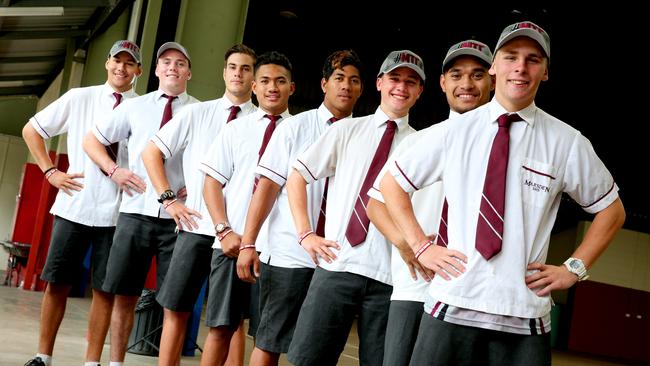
[24,357,46,366]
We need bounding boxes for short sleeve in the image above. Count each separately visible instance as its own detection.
[200,124,234,185]
[563,133,619,214]
[256,121,293,186]
[152,107,192,158]
[93,101,132,146]
[29,89,76,139]
[293,122,340,183]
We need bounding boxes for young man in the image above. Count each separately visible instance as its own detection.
[285,50,425,365]
[380,21,626,366]
[199,51,294,366]
[83,41,198,366]
[141,44,257,366]
[22,40,142,366]
[367,40,494,366]
[236,50,364,366]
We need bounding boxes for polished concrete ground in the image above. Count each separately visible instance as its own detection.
[0,284,628,366]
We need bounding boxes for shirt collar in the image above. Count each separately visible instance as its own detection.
[317,103,352,125]
[488,98,536,126]
[373,106,409,130]
[222,94,255,114]
[449,109,461,118]
[255,108,291,122]
[155,89,189,104]
[103,82,136,99]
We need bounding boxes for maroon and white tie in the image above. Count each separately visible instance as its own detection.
[437,199,449,247]
[227,105,241,123]
[315,117,339,237]
[345,120,397,246]
[160,94,177,128]
[105,92,123,161]
[253,114,281,192]
[475,113,522,260]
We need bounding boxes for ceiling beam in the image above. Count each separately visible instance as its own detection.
[0,75,46,81]
[0,86,40,96]
[0,29,89,40]
[8,0,113,6]
[0,55,60,63]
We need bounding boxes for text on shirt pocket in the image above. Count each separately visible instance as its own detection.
[520,158,557,209]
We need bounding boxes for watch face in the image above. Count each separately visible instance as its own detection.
[570,260,580,269]
[216,223,225,232]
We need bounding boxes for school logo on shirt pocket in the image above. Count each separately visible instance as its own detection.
[520,158,557,208]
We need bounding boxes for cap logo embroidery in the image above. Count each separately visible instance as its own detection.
[457,41,486,51]
[513,22,546,35]
[393,52,423,69]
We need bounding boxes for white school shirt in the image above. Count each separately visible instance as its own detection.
[293,107,414,285]
[93,90,199,219]
[390,98,619,318]
[152,96,256,236]
[30,83,137,227]
[368,111,459,302]
[256,104,349,268]
[199,109,291,249]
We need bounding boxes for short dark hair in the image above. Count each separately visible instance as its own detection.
[224,44,257,64]
[322,50,364,82]
[254,51,292,79]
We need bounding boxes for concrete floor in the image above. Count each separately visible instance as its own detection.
[0,284,628,366]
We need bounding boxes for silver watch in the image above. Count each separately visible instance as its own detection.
[215,222,231,234]
[563,257,589,281]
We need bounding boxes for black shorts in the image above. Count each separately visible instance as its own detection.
[156,231,213,312]
[255,263,314,353]
[102,213,176,296]
[287,267,392,366]
[409,314,551,366]
[40,216,114,290]
[205,249,251,330]
[382,300,424,366]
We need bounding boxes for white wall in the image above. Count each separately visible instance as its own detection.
[0,134,30,267]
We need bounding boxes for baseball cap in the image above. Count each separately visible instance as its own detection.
[156,41,191,66]
[441,40,493,72]
[377,50,425,82]
[494,21,550,59]
[108,40,141,64]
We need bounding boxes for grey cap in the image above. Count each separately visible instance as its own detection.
[494,21,550,59]
[442,40,493,72]
[156,41,191,66]
[377,50,425,81]
[109,40,141,64]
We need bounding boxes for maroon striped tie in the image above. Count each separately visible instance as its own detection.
[475,113,522,260]
[345,120,397,246]
[160,94,177,128]
[315,117,339,237]
[437,199,449,247]
[227,105,241,123]
[254,114,281,192]
[104,92,122,168]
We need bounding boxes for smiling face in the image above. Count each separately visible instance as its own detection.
[223,52,255,102]
[105,52,141,93]
[490,37,548,112]
[440,56,493,114]
[322,64,363,118]
[155,49,191,96]
[376,66,423,119]
[252,63,295,115]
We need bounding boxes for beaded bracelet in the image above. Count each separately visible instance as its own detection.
[45,168,58,180]
[239,244,256,251]
[163,198,178,209]
[415,240,434,259]
[107,164,119,178]
[217,228,233,242]
[298,230,314,245]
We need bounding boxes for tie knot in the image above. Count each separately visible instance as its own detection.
[386,120,397,131]
[162,94,177,103]
[497,113,522,128]
[328,116,340,124]
[113,92,122,101]
[230,105,241,113]
[265,114,281,124]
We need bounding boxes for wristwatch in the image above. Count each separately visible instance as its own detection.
[563,257,589,281]
[157,189,176,203]
[215,222,231,234]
